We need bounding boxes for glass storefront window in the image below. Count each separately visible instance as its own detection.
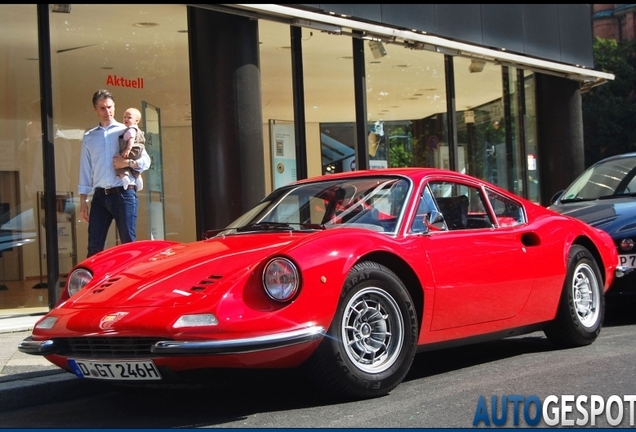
[523,71,540,203]
[0,5,48,311]
[0,4,196,313]
[364,41,447,170]
[258,24,537,195]
[501,65,526,197]
[47,4,196,261]
[454,58,538,200]
[259,20,295,192]
[301,28,356,176]
[454,56,504,185]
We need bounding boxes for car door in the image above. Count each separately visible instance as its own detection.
[414,180,536,331]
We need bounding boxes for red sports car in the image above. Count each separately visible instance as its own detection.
[19,168,619,399]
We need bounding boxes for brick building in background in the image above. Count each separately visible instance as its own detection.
[592,4,636,40]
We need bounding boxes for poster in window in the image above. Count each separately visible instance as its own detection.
[269,120,296,189]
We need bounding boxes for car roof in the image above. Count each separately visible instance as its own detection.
[290,168,475,185]
[593,152,636,165]
[286,167,531,207]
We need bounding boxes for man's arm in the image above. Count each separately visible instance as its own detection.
[80,193,89,222]
[78,135,93,223]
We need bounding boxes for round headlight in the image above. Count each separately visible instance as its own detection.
[262,258,300,302]
[67,268,93,297]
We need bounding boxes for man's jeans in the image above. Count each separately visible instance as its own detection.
[87,187,138,257]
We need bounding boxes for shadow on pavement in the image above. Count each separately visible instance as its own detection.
[604,296,636,327]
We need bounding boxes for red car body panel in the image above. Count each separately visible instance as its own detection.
[21,168,618,378]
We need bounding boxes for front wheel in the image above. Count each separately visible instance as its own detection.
[303,261,418,400]
[544,245,604,348]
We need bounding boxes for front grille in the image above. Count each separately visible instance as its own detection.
[55,337,170,358]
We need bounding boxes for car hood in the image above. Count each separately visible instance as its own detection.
[549,197,636,238]
[67,232,303,309]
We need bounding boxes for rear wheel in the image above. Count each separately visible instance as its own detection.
[544,245,604,347]
[304,261,418,399]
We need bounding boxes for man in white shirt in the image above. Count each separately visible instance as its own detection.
[78,89,151,257]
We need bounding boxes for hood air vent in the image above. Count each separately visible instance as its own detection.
[91,277,122,294]
[191,274,223,291]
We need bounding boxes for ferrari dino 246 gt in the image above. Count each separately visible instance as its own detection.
[19,168,619,399]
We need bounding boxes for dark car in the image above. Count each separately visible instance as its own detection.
[549,152,636,296]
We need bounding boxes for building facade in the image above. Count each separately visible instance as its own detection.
[0,4,613,314]
[592,4,636,40]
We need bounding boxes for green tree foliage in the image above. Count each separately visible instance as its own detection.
[583,37,636,166]
[388,137,413,167]
[383,124,414,168]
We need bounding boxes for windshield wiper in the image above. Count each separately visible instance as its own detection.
[233,222,325,232]
[598,192,636,200]
[560,192,636,203]
[559,196,589,203]
[560,197,596,204]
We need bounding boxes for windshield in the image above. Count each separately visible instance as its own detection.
[560,155,636,202]
[219,176,411,235]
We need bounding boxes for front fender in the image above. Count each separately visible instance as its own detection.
[280,229,424,332]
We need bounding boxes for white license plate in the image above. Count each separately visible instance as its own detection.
[619,254,636,269]
[68,359,162,380]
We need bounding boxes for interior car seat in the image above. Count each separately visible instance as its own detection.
[435,195,469,230]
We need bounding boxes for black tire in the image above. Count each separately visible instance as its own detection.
[544,245,605,348]
[303,261,418,399]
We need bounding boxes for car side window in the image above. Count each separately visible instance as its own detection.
[486,189,525,227]
[625,175,636,195]
[410,185,437,233]
[428,181,493,231]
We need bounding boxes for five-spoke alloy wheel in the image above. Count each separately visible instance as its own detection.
[544,245,604,347]
[305,261,418,399]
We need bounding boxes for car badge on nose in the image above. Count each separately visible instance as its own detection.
[150,248,176,261]
[100,312,129,329]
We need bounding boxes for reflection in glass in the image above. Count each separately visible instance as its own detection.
[0,5,49,309]
[502,66,525,197]
[259,20,295,190]
[364,41,447,170]
[454,56,504,184]
[221,176,411,235]
[48,4,195,262]
[302,28,355,177]
[320,122,356,173]
[1,4,195,312]
[523,71,540,203]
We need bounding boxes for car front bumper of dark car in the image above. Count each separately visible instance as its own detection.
[607,265,636,296]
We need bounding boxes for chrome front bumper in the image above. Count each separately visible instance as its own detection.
[152,325,325,354]
[18,325,326,356]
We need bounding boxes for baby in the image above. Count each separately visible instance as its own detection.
[117,107,146,191]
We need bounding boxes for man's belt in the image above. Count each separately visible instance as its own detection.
[94,185,136,195]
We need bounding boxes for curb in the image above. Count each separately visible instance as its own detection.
[0,326,33,335]
[0,313,44,334]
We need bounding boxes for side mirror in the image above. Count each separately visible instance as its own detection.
[424,211,446,231]
[550,190,564,205]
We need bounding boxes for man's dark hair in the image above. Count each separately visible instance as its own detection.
[92,89,114,107]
